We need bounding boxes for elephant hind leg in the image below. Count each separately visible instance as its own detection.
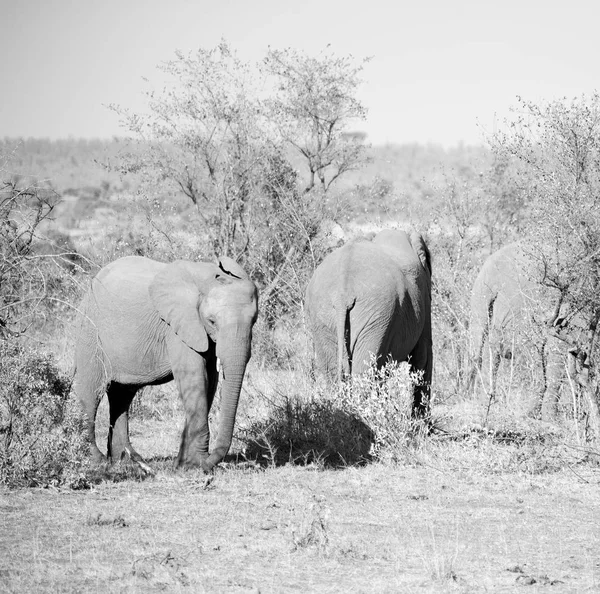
[541,343,564,422]
[106,383,140,463]
[409,335,432,420]
[489,349,502,401]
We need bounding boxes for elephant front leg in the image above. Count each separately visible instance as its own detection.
[170,337,217,468]
[73,371,107,465]
[177,408,210,468]
[107,383,141,463]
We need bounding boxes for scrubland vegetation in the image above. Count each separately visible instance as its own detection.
[1,43,599,591]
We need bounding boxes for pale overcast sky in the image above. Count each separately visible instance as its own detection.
[2,0,598,146]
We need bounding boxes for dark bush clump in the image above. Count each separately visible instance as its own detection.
[0,342,88,488]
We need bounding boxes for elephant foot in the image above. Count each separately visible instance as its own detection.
[176,432,211,471]
[89,444,108,466]
[110,445,155,476]
[175,452,212,473]
[123,448,155,476]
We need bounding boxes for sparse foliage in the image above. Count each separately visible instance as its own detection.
[0,171,59,337]
[493,93,600,440]
[110,42,370,360]
[262,47,370,192]
[0,342,88,487]
[110,41,369,257]
[338,359,426,460]
[111,41,280,260]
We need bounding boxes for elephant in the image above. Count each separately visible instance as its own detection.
[304,228,432,417]
[73,255,258,473]
[468,242,585,420]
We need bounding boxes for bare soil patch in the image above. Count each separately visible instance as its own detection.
[1,461,598,593]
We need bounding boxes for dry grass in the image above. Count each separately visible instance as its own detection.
[2,364,599,592]
[3,355,599,592]
[1,461,599,593]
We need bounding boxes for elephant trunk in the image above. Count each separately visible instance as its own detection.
[202,332,251,472]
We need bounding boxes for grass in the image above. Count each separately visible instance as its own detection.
[83,361,600,482]
[1,462,598,592]
[2,343,599,591]
[4,133,600,589]
[417,522,461,584]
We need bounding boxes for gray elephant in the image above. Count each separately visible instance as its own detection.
[468,242,583,420]
[305,229,432,417]
[73,255,258,473]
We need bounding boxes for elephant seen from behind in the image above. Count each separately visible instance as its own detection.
[305,229,433,417]
[73,255,258,473]
[468,242,584,420]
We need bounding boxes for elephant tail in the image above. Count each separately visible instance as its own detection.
[335,297,355,381]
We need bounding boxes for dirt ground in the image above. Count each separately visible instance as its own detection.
[1,459,599,593]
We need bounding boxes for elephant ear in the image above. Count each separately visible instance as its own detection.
[149,261,209,353]
[410,232,432,277]
[217,256,249,280]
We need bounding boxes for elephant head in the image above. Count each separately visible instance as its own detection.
[149,256,258,471]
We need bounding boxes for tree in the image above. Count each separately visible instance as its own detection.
[0,169,58,338]
[110,42,370,362]
[262,47,370,193]
[111,41,281,260]
[493,94,600,438]
[111,42,369,253]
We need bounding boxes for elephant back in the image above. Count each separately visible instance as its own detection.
[372,229,431,276]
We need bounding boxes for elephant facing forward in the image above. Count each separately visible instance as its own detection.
[73,255,258,473]
[305,229,433,417]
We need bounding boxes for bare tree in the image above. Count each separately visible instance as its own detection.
[262,47,370,193]
[0,172,59,337]
[109,42,371,361]
[493,93,600,439]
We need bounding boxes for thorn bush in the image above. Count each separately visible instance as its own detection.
[0,341,88,488]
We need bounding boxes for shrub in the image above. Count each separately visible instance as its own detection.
[239,359,424,467]
[492,94,600,441]
[0,342,88,488]
[337,359,426,461]
[0,175,59,337]
[240,372,375,468]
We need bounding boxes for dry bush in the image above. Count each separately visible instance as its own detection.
[422,154,525,408]
[237,360,427,467]
[238,370,375,468]
[0,342,89,488]
[233,360,589,476]
[336,358,427,461]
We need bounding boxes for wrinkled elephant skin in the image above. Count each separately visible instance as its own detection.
[73,255,258,472]
[305,229,433,418]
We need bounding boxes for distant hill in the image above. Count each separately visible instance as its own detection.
[1,137,490,193]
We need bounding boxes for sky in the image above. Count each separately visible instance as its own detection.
[2,0,599,147]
